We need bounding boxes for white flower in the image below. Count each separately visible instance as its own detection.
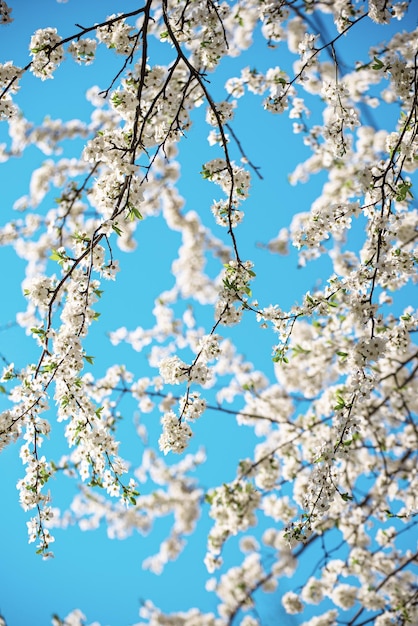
[331,583,357,609]
[159,356,189,384]
[179,392,206,420]
[158,411,192,455]
[282,591,304,614]
[30,28,63,79]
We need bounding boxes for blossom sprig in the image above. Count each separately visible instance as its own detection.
[29,28,64,80]
[0,61,21,119]
[205,479,261,570]
[68,39,97,65]
[157,330,221,454]
[213,551,277,621]
[202,158,251,229]
[161,0,230,69]
[215,260,256,327]
[9,232,135,550]
[158,410,192,455]
[16,412,56,558]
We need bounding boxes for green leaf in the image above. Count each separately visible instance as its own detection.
[334,394,346,410]
[2,369,15,381]
[61,395,70,408]
[111,93,123,107]
[371,56,384,70]
[127,204,143,221]
[31,327,46,338]
[293,344,310,356]
[50,249,66,264]
[41,362,57,373]
[73,232,91,243]
[112,223,123,236]
[273,349,289,364]
[200,166,211,179]
[395,181,413,202]
[84,355,95,365]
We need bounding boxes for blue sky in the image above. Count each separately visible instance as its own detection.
[0,1,417,625]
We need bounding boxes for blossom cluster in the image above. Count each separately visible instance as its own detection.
[0,1,12,24]
[0,2,417,625]
[30,28,64,79]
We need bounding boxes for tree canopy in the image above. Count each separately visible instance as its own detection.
[0,0,417,624]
